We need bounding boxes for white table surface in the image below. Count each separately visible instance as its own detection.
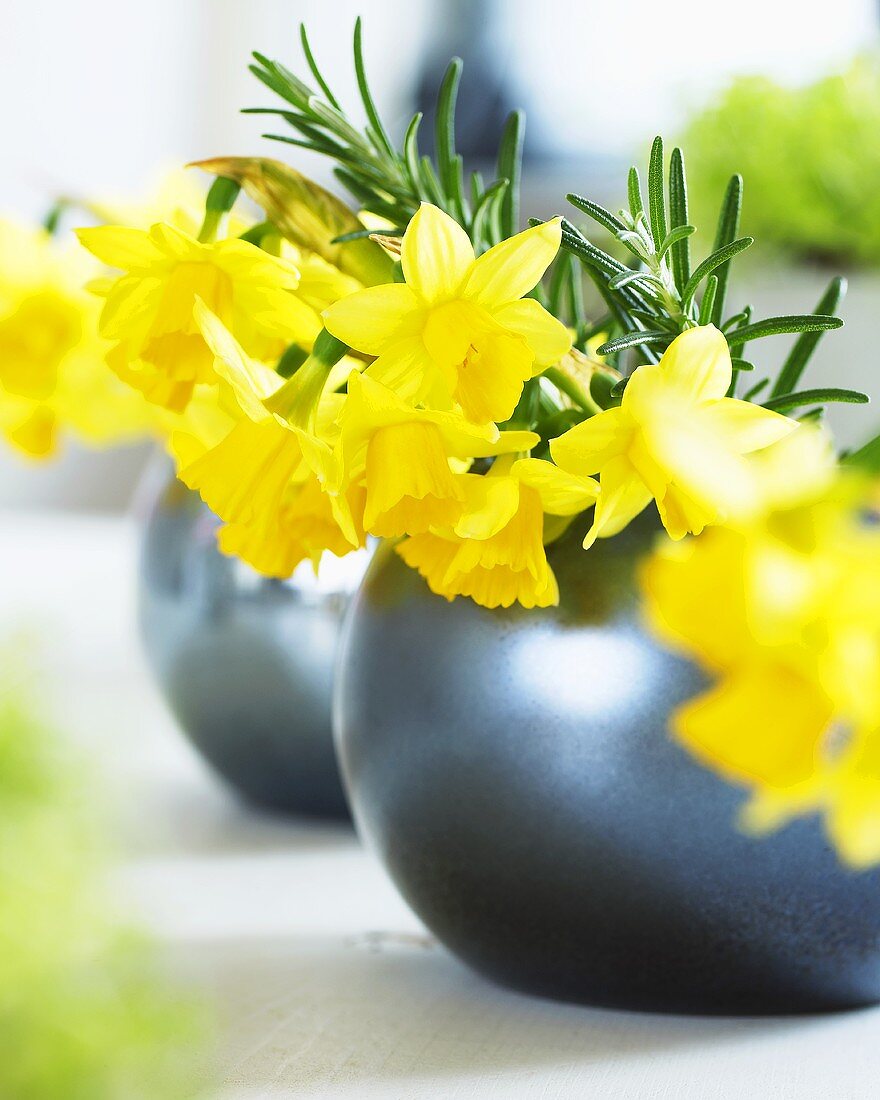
[2,509,879,1100]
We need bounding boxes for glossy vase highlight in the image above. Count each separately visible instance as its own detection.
[335,514,880,1013]
[139,468,368,818]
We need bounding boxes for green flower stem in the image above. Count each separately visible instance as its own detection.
[542,367,601,416]
[197,177,241,243]
[265,329,348,427]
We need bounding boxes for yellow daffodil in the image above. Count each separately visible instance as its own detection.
[641,461,880,868]
[328,372,540,538]
[171,302,364,576]
[322,203,571,423]
[0,221,83,456]
[0,219,156,459]
[551,325,798,546]
[217,474,366,578]
[398,456,598,609]
[77,222,321,411]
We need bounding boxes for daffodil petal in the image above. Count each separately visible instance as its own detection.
[292,425,343,491]
[179,417,301,527]
[639,531,754,670]
[672,664,832,789]
[656,483,714,540]
[550,407,631,476]
[511,457,599,515]
[362,421,463,537]
[659,325,731,401]
[6,405,56,458]
[455,475,521,540]
[702,398,798,454]
[659,422,762,520]
[147,221,199,259]
[425,411,499,455]
[194,300,280,421]
[583,456,651,548]
[99,276,163,341]
[401,203,475,302]
[747,424,837,512]
[344,369,411,428]
[464,218,562,308]
[467,429,540,458]
[366,340,447,406]
[214,238,301,287]
[492,298,572,367]
[322,283,421,355]
[825,734,880,869]
[76,225,164,271]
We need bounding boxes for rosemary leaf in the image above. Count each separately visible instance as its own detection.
[567,194,627,236]
[710,174,743,326]
[729,314,842,349]
[497,110,525,238]
[598,330,670,355]
[353,17,396,161]
[647,136,666,247]
[698,274,718,325]
[668,147,691,291]
[771,276,847,397]
[762,387,868,412]
[299,24,341,110]
[681,237,753,308]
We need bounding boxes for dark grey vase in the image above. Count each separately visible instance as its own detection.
[335,513,880,1013]
[138,466,368,818]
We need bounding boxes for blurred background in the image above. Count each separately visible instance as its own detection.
[2,0,879,506]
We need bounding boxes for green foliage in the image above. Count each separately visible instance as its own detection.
[557,138,866,419]
[683,57,880,267]
[0,673,209,1099]
[844,429,880,472]
[248,19,523,254]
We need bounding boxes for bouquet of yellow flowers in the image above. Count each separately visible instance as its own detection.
[69,20,879,876]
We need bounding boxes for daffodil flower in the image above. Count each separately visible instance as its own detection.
[330,372,540,539]
[172,302,364,576]
[77,222,322,411]
[217,475,365,578]
[0,220,156,459]
[551,325,798,546]
[322,203,571,424]
[398,456,598,609]
[641,464,880,868]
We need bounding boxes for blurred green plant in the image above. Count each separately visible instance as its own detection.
[0,666,209,1099]
[682,56,880,268]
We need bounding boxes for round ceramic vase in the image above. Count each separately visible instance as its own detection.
[335,513,880,1014]
[139,469,368,818]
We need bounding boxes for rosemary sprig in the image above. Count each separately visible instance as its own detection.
[246,21,589,337]
[556,137,864,417]
[248,19,518,253]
